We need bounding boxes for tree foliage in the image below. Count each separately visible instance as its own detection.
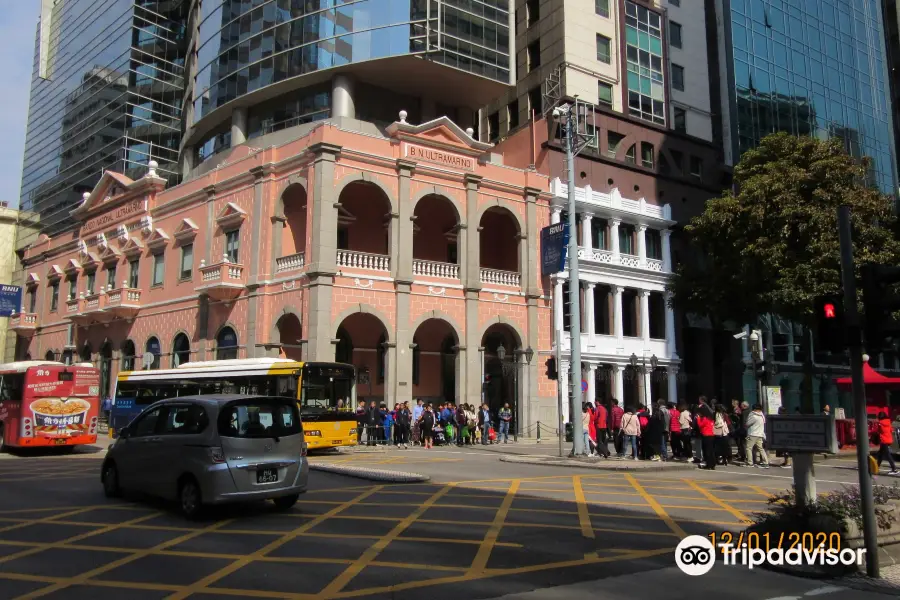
[671,132,900,328]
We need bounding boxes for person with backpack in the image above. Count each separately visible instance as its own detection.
[620,406,641,460]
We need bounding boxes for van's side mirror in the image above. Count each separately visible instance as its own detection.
[118,426,131,439]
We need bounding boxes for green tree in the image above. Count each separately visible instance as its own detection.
[671,132,900,412]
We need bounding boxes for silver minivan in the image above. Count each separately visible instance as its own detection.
[101,394,309,518]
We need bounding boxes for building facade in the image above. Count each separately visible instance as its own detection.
[11,116,562,433]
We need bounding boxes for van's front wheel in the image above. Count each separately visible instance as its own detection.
[272,494,299,511]
[102,462,120,498]
[179,477,203,519]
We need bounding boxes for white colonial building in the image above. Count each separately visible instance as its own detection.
[550,178,681,420]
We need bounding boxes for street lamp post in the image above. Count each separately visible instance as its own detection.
[629,352,658,410]
[497,345,534,442]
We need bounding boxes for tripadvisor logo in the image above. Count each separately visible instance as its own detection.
[674,535,865,576]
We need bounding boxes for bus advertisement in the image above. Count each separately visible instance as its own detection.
[0,361,101,450]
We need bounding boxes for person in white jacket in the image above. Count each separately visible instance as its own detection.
[743,403,769,468]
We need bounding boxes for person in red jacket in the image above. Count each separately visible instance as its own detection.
[611,399,625,457]
[696,400,716,470]
[876,411,898,475]
[594,402,610,458]
[669,402,681,459]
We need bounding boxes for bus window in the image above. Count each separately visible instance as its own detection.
[0,374,24,402]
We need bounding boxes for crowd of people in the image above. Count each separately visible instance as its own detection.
[353,399,514,448]
[578,396,899,474]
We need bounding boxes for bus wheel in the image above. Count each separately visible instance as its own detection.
[178,476,203,520]
[102,462,121,498]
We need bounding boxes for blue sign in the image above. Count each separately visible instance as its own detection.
[0,285,22,317]
[581,380,588,393]
[541,223,569,276]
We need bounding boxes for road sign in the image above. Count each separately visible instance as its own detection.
[581,380,587,393]
[0,285,22,317]
[766,415,837,453]
[764,386,782,415]
[541,223,569,276]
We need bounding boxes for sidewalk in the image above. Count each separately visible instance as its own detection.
[498,453,697,471]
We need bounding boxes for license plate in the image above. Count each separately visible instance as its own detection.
[334,440,342,444]
[53,439,68,445]
[256,468,278,484]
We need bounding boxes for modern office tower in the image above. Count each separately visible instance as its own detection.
[19,0,189,236]
[712,0,898,193]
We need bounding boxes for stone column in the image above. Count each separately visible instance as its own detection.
[331,74,356,119]
[661,229,672,272]
[667,366,679,404]
[613,285,623,343]
[612,364,624,403]
[640,290,650,343]
[637,224,647,267]
[395,288,412,405]
[246,165,271,358]
[231,107,248,146]
[587,363,596,405]
[610,218,621,260]
[396,160,415,282]
[581,214,593,249]
[464,174,483,407]
[585,283,595,346]
[525,187,542,434]
[665,291,679,359]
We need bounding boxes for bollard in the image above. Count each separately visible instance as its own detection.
[536,421,542,443]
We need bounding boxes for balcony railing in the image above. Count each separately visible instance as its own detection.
[275,252,305,274]
[107,286,142,319]
[337,250,390,272]
[576,247,667,273]
[197,256,246,300]
[646,258,664,272]
[480,268,520,287]
[413,259,459,279]
[9,312,38,336]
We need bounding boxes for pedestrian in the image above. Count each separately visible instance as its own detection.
[498,403,512,443]
[420,404,435,449]
[637,404,652,459]
[479,403,492,445]
[743,403,769,468]
[876,411,899,475]
[611,399,624,457]
[677,402,692,461]
[696,399,716,469]
[713,404,731,466]
[582,403,594,456]
[456,404,468,446]
[734,401,749,462]
[395,402,411,448]
[412,399,424,445]
[382,404,394,446]
[594,400,610,458]
[620,406,640,460]
[355,400,367,444]
[365,400,380,447]
[668,402,681,459]
[656,399,670,461]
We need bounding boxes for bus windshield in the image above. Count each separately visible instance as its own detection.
[301,365,354,412]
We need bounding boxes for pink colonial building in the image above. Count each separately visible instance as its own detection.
[10,116,558,433]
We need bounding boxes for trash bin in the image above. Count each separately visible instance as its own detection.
[565,422,573,442]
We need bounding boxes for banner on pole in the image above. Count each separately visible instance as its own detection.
[0,286,22,317]
[541,223,569,276]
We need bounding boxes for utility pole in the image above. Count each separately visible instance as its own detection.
[838,206,879,578]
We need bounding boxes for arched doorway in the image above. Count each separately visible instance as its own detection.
[481,323,522,432]
[79,343,92,364]
[275,313,303,360]
[145,337,161,370]
[411,318,459,405]
[99,342,113,398]
[121,340,136,371]
[172,333,191,367]
[334,312,389,404]
[45,350,56,362]
[336,182,392,269]
[413,194,460,270]
[216,327,239,360]
[479,207,521,285]
[623,365,641,409]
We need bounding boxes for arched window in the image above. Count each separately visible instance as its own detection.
[173,333,191,367]
[376,333,386,384]
[216,326,238,360]
[45,350,55,362]
[121,340,136,371]
[145,337,161,370]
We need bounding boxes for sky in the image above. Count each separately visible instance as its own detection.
[0,2,40,208]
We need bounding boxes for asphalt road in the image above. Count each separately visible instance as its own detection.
[0,442,897,600]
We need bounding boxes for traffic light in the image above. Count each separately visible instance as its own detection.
[545,357,558,380]
[862,264,900,352]
[813,294,845,354]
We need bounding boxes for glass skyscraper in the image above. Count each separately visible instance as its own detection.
[720,0,897,193]
[20,0,188,235]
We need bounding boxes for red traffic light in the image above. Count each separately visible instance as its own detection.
[823,303,836,319]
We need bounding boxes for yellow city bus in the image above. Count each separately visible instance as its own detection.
[111,358,357,449]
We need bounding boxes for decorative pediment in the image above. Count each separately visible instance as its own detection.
[99,244,122,263]
[216,202,247,228]
[174,218,199,241]
[146,228,170,250]
[95,233,108,249]
[82,252,101,268]
[77,239,88,256]
[46,265,63,280]
[386,114,492,154]
[26,273,40,286]
[64,259,82,274]
[122,236,145,257]
[71,171,136,218]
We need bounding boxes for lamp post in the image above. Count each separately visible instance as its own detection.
[497,345,533,442]
[629,352,658,409]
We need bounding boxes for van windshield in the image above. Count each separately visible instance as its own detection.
[217,398,302,439]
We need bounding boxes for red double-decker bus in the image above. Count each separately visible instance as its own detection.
[0,361,101,451]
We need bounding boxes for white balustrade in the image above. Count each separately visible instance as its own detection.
[413,259,459,279]
[575,247,664,272]
[275,252,305,273]
[480,268,520,287]
[202,266,222,282]
[550,178,673,221]
[337,250,390,272]
[646,258,663,272]
[618,254,641,268]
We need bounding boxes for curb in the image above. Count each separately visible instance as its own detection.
[498,455,697,472]
[309,463,430,483]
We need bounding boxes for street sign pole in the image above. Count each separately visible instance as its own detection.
[838,205,879,578]
[563,107,584,457]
